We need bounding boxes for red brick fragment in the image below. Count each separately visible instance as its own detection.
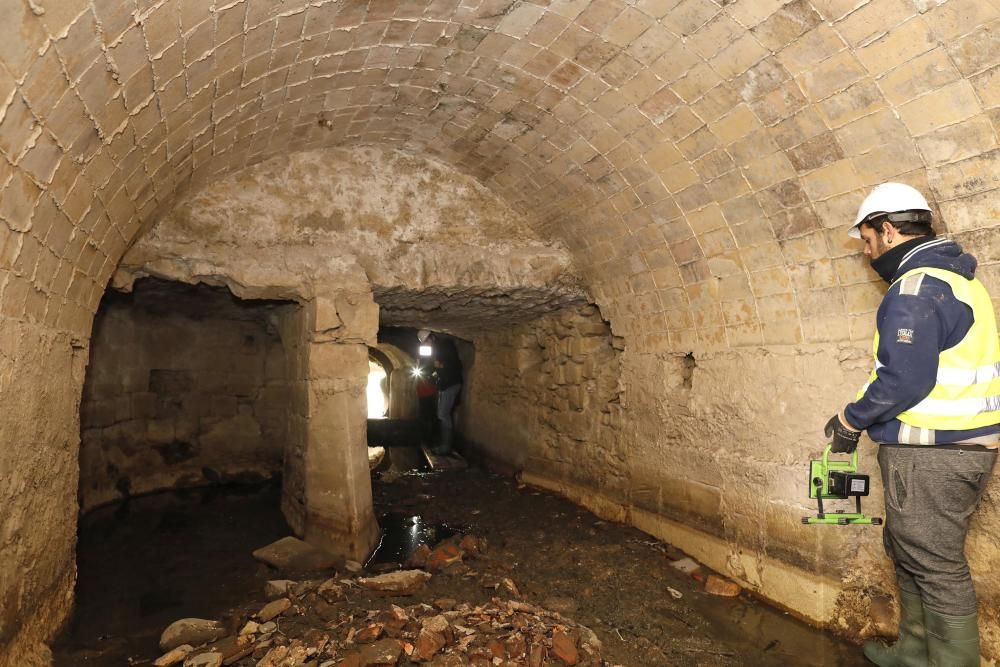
[551,629,578,665]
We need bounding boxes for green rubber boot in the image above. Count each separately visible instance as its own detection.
[925,608,980,667]
[863,591,928,666]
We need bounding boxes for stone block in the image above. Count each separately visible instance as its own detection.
[19,132,64,186]
[878,48,960,106]
[802,314,852,343]
[727,0,787,28]
[252,536,339,572]
[858,144,924,185]
[709,33,768,80]
[708,105,758,145]
[795,50,867,102]
[947,25,1000,77]
[308,342,366,381]
[898,80,980,136]
[159,619,227,652]
[787,132,844,172]
[834,109,908,156]
[0,170,41,233]
[818,80,886,129]
[844,282,884,314]
[915,115,997,167]
[762,318,803,345]
[971,66,1000,110]
[0,0,48,77]
[926,0,999,42]
[777,24,844,78]
[749,268,794,297]
[857,16,937,76]
[836,0,914,48]
[928,149,1000,200]
[938,189,1000,234]
[800,159,861,201]
[810,0,864,21]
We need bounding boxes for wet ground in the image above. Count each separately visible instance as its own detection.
[54,453,871,667]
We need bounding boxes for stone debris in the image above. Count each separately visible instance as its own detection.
[668,557,701,575]
[318,578,347,603]
[405,544,431,569]
[359,638,403,665]
[183,651,223,667]
[153,644,194,666]
[551,629,579,665]
[542,597,579,615]
[252,537,339,572]
[265,580,297,600]
[356,570,432,596]
[257,598,293,622]
[425,543,463,573]
[160,619,228,652]
[155,532,606,666]
[704,575,742,598]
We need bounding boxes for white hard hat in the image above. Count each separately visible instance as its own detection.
[849,182,931,238]
[416,329,431,343]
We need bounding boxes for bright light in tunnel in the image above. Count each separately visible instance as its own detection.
[411,366,424,378]
[419,345,433,357]
[367,361,387,419]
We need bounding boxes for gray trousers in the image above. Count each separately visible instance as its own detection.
[436,384,461,450]
[877,445,996,615]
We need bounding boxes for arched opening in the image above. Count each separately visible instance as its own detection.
[366,354,389,420]
[79,277,299,511]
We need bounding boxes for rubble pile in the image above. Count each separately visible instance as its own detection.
[151,534,607,667]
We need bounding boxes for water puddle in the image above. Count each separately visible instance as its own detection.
[365,512,464,568]
[52,483,289,666]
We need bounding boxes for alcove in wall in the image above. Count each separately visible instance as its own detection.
[79,278,299,512]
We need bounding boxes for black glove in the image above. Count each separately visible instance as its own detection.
[824,414,861,453]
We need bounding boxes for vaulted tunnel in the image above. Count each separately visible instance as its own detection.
[1,0,999,664]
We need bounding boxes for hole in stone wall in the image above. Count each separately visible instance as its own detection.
[79,278,299,512]
[682,352,696,390]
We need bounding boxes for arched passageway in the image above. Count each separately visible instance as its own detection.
[1,0,999,663]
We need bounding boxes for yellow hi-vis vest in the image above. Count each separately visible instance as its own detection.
[857,267,1000,431]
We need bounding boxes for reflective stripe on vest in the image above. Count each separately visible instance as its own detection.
[856,267,1000,431]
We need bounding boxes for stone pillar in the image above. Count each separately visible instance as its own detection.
[283,291,380,561]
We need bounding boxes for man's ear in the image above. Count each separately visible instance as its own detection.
[882,220,898,240]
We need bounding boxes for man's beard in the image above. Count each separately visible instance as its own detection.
[871,234,890,260]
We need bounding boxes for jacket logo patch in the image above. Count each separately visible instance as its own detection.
[896,328,914,344]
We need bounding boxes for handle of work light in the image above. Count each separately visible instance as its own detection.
[823,444,859,468]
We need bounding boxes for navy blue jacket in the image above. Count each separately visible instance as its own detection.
[844,237,1000,444]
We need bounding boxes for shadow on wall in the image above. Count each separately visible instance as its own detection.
[79,278,299,512]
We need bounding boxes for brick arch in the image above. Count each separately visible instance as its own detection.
[3,0,998,350]
[3,1,1000,662]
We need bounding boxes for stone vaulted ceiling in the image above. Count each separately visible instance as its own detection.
[1,0,998,351]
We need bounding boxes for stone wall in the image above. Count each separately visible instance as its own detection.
[465,306,1000,658]
[0,321,86,667]
[279,303,309,537]
[79,283,292,512]
[4,0,998,663]
[464,304,624,489]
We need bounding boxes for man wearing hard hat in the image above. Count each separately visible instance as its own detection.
[824,183,1000,666]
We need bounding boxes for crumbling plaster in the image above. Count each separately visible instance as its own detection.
[117,145,584,317]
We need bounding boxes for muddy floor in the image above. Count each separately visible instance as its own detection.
[54,453,871,666]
